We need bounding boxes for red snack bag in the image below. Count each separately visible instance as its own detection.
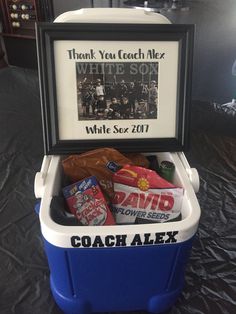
[112,165,183,224]
[63,176,115,226]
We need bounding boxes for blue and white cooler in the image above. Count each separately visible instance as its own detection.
[34,8,201,314]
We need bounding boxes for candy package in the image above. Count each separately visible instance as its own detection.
[63,176,115,226]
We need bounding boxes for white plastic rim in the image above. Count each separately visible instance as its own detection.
[38,152,201,248]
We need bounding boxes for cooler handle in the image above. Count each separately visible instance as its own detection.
[34,155,52,198]
[177,152,200,193]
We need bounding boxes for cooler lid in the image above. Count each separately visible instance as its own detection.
[36,16,194,155]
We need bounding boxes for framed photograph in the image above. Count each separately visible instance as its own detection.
[36,22,194,154]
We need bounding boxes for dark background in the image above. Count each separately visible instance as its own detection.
[0,1,236,314]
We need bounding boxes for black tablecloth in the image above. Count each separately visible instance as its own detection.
[0,67,236,314]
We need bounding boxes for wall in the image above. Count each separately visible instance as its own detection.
[52,0,236,104]
[52,0,111,18]
[162,0,236,104]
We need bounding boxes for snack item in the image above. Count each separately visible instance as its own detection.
[62,148,132,200]
[124,153,150,169]
[62,176,115,226]
[159,161,175,183]
[50,196,82,226]
[112,165,183,224]
[146,155,160,173]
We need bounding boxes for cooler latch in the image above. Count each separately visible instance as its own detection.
[34,155,52,198]
[177,152,200,193]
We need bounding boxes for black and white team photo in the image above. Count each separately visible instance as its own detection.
[76,62,159,121]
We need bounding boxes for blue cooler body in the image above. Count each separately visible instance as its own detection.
[35,8,200,314]
[35,151,200,314]
[44,237,194,314]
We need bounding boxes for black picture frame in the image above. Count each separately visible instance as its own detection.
[36,22,194,155]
